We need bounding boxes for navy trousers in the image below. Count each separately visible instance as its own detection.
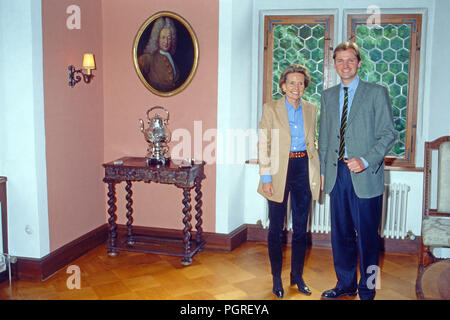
[267,156,311,278]
[330,160,383,300]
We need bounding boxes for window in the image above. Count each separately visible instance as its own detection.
[262,13,422,168]
[263,15,335,111]
[348,14,421,167]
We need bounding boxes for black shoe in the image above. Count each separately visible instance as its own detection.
[290,273,311,295]
[272,276,284,299]
[321,287,357,300]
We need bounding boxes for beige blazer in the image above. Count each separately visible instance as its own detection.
[257,97,320,202]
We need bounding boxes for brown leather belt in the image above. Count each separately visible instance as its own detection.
[289,151,307,158]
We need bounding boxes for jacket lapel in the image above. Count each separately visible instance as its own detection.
[275,97,290,130]
[347,80,367,126]
[301,99,313,141]
[330,85,341,126]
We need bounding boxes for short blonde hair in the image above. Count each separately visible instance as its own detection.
[333,42,361,62]
[278,64,311,94]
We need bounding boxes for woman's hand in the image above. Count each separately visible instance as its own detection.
[262,182,274,197]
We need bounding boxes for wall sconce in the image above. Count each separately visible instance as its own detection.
[68,53,96,87]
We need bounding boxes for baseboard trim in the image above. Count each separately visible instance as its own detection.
[246,223,420,253]
[381,236,420,254]
[15,224,108,281]
[246,223,332,248]
[14,222,418,281]
[14,223,248,281]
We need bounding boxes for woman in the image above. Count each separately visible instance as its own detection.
[257,64,320,298]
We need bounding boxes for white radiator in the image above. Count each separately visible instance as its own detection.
[304,183,410,239]
[381,183,410,239]
[284,194,332,232]
[308,194,331,233]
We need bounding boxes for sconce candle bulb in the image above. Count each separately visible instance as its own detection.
[69,53,96,87]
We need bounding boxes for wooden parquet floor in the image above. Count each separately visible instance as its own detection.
[0,242,419,300]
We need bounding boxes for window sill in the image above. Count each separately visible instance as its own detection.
[245,159,423,172]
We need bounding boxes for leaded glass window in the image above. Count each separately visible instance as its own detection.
[263,16,334,108]
[349,14,421,167]
[262,14,421,168]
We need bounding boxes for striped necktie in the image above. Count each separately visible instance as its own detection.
[339,87,349,160]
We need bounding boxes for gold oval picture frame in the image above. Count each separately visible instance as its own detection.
[133,11,199,97]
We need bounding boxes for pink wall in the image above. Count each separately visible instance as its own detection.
[42,0,105,251]
[102,0,218,231]
[41,0,218,254]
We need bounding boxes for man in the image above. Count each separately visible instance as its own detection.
[138,17,180,92]
[318,42,397,300]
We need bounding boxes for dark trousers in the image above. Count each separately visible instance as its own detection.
[330,160,383,300]
[267,156,311,279]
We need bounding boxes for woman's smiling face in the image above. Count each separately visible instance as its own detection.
[282,72,305,107]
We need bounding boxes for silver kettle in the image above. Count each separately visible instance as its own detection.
[139,106,171,166]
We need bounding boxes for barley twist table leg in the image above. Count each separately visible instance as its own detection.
[194,177,204,246]
[107,182,119,257]
[125,181,135,245]
[181,187,192,265]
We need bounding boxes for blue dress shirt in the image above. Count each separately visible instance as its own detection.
[261,97,306,184]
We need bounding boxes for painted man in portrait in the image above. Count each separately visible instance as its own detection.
[138,17,180,92]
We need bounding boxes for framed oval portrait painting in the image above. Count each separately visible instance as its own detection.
[133,11,199,97]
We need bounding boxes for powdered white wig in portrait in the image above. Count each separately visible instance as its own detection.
[144,17,177,55]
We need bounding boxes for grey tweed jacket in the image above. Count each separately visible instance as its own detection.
[318,79,397,198]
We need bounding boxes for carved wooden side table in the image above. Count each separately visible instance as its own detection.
[102,157,206,265]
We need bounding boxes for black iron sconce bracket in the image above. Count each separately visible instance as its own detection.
[68,65,94,87]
